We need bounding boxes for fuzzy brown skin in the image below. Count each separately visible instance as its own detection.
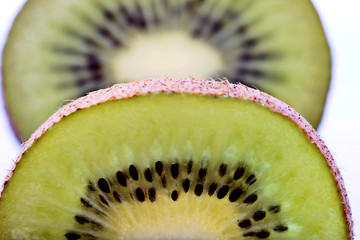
[0,78,353,239]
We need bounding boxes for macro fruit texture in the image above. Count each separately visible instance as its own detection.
[0,79,352,239]
[2,0,331,140]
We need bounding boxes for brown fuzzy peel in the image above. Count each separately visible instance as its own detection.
[0,78,353,239]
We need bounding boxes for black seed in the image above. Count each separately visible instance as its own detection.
[209,19,223,35]
[229,187,243,202]
[234,167,245,180]
[97,26,121,47]
[187,160,193,174]
[119,5,146,29]
[192,27,202,38]
[98,178,110,193]
[208,183,218,196]
[144,168,153,182]
[88,182,95,191]
[155,161,163,176]
[161,176,167,188]
[87,54,101,71]
[148,188,156,202]
[239,53,272,62]
[253,210,266,221]
[136,188,145,202]
[75,215,89,224]
[268,204,281,214]
[243,194,258,204]
[99,195,109,205]
[97,26,111,37]
[111,38,122,47]
[103,9,116,21]
[133,4,147,29]
[217,185,230,199]
[194,184,203,196]
[113,191,121,202]
[65,233,81,240]
[273,225,288,232]
[171,190,178,201]
[80,198,92,208]
[129,165,139,180]
[256,230,270,238]
[171,163,179,179]
[218,164,227,177]
[192,16,210,37]
[236,25,248,34]
[246,174,257,185]
[239,53,253,62]
[116,171,127,187]
[182,178,190,192]
[82,36,98,47]
[198,168,207,180]
[243,231,255,237]
[238,219,251,228]
[242,38,258,48]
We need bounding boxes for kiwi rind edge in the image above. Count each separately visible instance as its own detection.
[0,78,353,239]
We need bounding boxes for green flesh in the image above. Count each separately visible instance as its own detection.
[0,94,347,239]
[2,0,330,139]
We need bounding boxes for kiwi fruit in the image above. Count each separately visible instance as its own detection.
[0,79,352,239]
[2,0,330,140]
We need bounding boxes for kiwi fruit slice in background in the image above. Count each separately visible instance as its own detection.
[2,0,330,140]
[0,79,352,239]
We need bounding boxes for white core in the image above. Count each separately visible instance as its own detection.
[110,31,224,82]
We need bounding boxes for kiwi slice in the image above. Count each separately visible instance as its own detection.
[2,0,330,140]
[0,79,352,239]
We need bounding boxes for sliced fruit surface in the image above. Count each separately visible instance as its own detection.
[0,79,351,239]
[2,0,330,139]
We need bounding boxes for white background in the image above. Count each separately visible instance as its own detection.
[0,0,359,238]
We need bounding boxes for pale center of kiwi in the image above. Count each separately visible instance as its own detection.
[106,194,238,239]
[109,31,224,82]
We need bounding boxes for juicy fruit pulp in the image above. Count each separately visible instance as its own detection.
[0,79,350,239]
[2,0,330,139]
